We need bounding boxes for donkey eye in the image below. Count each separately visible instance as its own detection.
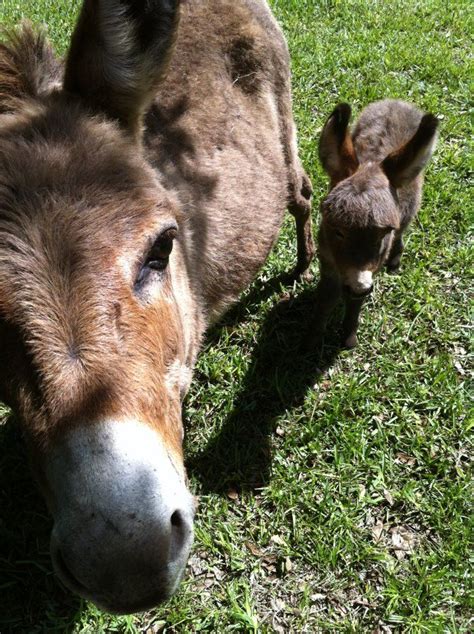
[135,226,177,290]
[335,230,345,240]
[145,227,177,271]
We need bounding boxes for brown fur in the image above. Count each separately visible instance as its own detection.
[0,22,62,113]
[309,99,438,349]
[0,2,313,479]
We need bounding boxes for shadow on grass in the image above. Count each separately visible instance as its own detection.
[187,278,342,493]
[0,417,82,633]
[0,273,340,628]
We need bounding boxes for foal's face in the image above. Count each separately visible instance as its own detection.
[320,165,398,297]
[321,221,395,297]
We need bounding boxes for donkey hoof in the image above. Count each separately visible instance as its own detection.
[289,266,314,283]
[386,259,401,274]
[343,333,358,349]
[297,269,314,283]
[300,171,313,199]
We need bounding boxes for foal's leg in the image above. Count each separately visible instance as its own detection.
[304,265,341,350]
[386,234,404,273]
[341,296,365,349]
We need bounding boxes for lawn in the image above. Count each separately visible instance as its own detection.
[0,0,472,632]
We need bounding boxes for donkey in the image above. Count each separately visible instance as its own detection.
[309,100,438,349]
[0,0,314,614]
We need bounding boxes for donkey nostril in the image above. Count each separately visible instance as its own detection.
[171,507,192,540]
[169,509,192,561]
[170,509,184,529]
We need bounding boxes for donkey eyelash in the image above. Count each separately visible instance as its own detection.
[134,224,178,291]
[144,227,178,267]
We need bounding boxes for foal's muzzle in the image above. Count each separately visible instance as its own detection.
[343,284,373,300]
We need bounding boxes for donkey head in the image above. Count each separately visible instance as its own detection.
[0,1,198,614]
[318,103,438,297]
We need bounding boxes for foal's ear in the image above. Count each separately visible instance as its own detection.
[318,103,359,187]
[63,0,181,139]
[382,113,439,188]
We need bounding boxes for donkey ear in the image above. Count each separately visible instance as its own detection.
[318,103,359,187]
[63,0,181,139]
[382,113,439,188]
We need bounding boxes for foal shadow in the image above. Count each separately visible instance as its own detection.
[187,280,342,493]
[0,415,82,632]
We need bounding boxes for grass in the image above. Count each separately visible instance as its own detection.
[0,0,472,631]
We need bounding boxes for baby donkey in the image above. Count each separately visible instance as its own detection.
[310,99,439,349]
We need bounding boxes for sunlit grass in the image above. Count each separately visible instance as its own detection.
[0,0,472,631]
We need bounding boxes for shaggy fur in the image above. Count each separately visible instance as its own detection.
[0,22,62,113]
[0,1,313,470]
[309,99,438,349]
[0,2,314,607]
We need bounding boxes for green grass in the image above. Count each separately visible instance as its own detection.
[0,0,473,631]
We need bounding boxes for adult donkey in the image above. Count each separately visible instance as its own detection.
[0,0,313,614]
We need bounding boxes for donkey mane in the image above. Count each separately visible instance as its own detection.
[0,22,61,114]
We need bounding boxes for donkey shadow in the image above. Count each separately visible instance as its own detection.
[0,418,82,633]
[0,274,339,629]
[186,278,342,493]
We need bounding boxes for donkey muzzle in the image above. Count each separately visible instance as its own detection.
[344,269,374,299]
[343,283,374,300]
[46,419,194,614]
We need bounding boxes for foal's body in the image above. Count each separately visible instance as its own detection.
[311,99,438,348]
[0,0,313,614]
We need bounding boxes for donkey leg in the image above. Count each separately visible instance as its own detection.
[304,267,341,350]
[288,171,315,281]
[273,66,315,281]
[341,296,365,349]
[386,235,404,273]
